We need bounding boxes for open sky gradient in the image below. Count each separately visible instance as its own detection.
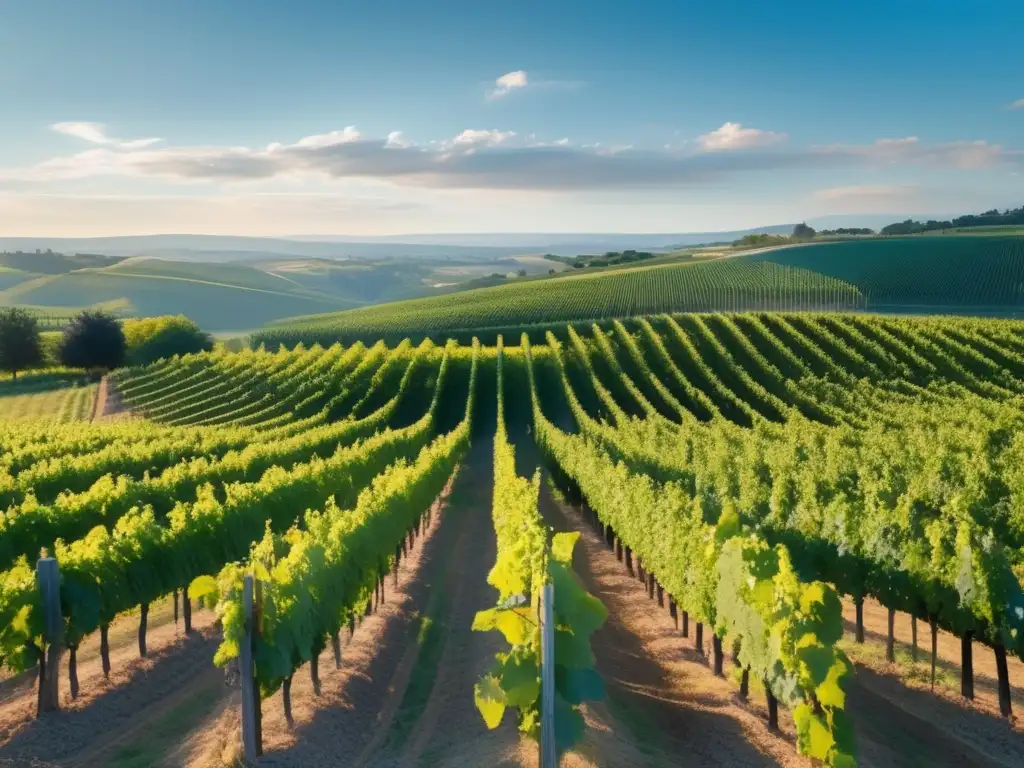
[1,0,1021,235]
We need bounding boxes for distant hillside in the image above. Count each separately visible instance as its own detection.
[253,258,861,346]
[748,236,1024,310]
[0,235,525,262]
[0,258,354,331]
[0,254,564,332]
[0,250,124,274]
[254,234,1024,345]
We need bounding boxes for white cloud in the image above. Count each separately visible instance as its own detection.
[487,70,528,100]
[52,122,161,150]
[1009,98,1024,110]
[294,126,361,149]
[812,184,918,202]
[452,129,516,147]
[697,122,787,151]
[819,136,1008,170]
[2,123,1020,192]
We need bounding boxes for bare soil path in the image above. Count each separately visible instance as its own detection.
[93,375,130,420]
[186,444,524,768]
[839,597,1024,767]
[538,482,803,768]
[541,482,1024,767]
[0,597,228,768]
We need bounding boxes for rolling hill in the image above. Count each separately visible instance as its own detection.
[750,235,1024,310]
[254,234,1024,346]
[253,258,861,346]
[0,258,354,331]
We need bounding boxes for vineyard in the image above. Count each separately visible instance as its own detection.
[752,236,1024,311]
[3,312,1024,765]
[0,372,98,424]
[253,235,1024,347]
[255,260,865,347]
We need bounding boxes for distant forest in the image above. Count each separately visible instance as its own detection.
[879,206,1024,235]
[544,249,657,269]
[0,250,125,274]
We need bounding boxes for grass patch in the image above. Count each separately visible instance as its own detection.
[839,635,958,692]
[107,683,223,768]
[386,582,449,751]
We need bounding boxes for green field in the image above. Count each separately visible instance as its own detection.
[254,259,862,346]
[0,260,353,332]
[4,314,1024,766]
[0,253,569,332]
[254,235,1024,346]
[751,236,1024,310]
[0,372,97,422]
[0,267,37,292]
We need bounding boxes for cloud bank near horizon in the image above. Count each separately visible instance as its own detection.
[1,121,1020,193]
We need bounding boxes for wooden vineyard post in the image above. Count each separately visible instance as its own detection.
[995,644,1013,717]
[712,635,724,676]
[139,603,149,657]
[855,596,865,643]
[183,583,193,634]
[100,624,111,678]
[911,615,918,662]
[240,575,263,762]
[961,631,974,700]
[332,632,342,669]
[766,679,779,731]
[36,557,62,716]
[886,608,896,663]
[930,617,938,690]
[540,581,556,768]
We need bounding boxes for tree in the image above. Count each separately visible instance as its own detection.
[792,223,817,240]
[516,269,527,277]
[123,315,213,366]
[60,311,127,373]
[0,308,43,381]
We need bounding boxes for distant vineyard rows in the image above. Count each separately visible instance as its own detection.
[4,312,1024,764]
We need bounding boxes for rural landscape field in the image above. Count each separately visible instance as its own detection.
[5,229,1024,768]
[3,2,1024,766]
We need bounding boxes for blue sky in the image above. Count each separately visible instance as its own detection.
[0,0,1021,236]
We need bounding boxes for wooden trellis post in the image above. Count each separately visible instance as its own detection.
[540,581,556,768]
[36,557,62,716]
[240,575,263,762]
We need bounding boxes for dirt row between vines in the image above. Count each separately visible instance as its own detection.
[0,597,227,767]
[5,447,1022,766]
[543,484,1024,767]
[186,442,526,768]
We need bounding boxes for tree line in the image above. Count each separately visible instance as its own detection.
[0,310,213,381]
[880,206,1024,235]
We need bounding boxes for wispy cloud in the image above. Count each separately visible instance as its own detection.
[817,136,1009,170]
[485,70,583,101]
[451,129,517,147]
[812,184,918,202]
[1010,98,1024,110]
[697,122,787,151]
[4,124,1021,192]
[52,122,162,150]
[487,70,528,100]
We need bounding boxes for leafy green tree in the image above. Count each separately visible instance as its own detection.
[60,311,127,372]
[123,315,213,365]
[0,308,43,380]
[792,222,817,240]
